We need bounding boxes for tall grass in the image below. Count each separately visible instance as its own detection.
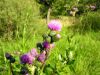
[0,25,100,75]
[0,0,100,75]
[41,27,100,75]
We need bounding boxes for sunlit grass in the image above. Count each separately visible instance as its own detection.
[0,21,100,75]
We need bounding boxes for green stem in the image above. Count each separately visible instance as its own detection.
[40,49,51,73]
[22,24,26,52]
[9,63,14,75]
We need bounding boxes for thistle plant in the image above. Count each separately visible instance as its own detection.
[5,20,62,75]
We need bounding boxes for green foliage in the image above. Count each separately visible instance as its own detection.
[0,26,100,75]
[36,0,68,17]
[44,28,100,75]
[70,11,100,33]
[0,0,40,40]
[0,0,100,75]
[37,0,100,17]
[80,12,100,31]
[51,0,67,16]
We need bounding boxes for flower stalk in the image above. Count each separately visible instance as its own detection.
[9,62,14,75]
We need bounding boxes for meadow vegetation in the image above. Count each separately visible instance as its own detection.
[0,0,100,75]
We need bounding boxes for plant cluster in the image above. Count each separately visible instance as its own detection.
[5,20,62,75]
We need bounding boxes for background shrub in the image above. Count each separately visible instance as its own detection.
[0,0,40,40]
[80,12,100,31]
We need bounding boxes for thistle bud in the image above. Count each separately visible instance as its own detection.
[10,57,15,63]
[51,34,61,42]
[37,51,46,63]
[49,31,56,37]
[36,42,44,51]
[5,53,12,60]
[5,53,15,63]
[42,34,48,40]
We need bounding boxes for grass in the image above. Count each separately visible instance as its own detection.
[0,0,100,74]
[0,24,100,75]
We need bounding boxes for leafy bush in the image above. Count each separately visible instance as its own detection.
[80,12,100,31]
[0,0,40,40]
[36,0,68,17]
[36,0,100,18]
[68,11,100,34]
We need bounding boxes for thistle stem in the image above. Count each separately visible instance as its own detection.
[41,49,51,72]
[9,63,14,75]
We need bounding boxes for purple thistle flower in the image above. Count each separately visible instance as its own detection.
[29,48,38,57]
[20,54,34,64]
[38,51,46,63]
[20,48,38,64]
[48,20,62,31]
[43,41,50,49]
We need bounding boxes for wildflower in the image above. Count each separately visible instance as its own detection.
[43,41,50,49]
[5,53,15,63]
[38,51,46,63]
[20,49,38,64]
[20,54,34,64]
[5,53,12,60]
[48,20,62,31]
[29,48,38,57]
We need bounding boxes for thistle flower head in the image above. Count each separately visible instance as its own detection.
[43,41,50,49]
[48,20,62,31]
[38,51,46,63]
[20,48,38,64]
[20,54,34,64]
[29,48,38,57]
